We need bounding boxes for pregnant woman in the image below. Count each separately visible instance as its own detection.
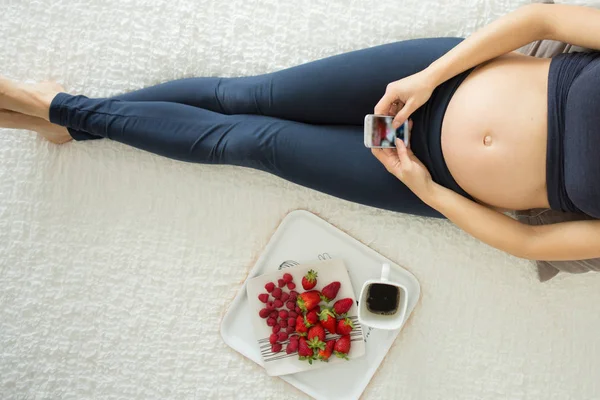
[1,4,599,261]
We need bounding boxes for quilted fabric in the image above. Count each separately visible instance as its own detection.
[2,0,600,399]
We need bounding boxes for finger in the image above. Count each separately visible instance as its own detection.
[374,92,399,116]
[371,147,397,164]
[395,139,412,166]
[392,99,415,129]
[372,146,402,177]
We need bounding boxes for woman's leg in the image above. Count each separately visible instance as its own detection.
[48,92,440,217]
[108,38,463,125]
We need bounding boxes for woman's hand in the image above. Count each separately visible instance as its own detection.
[372,139,436,204]
[374,70,436,128]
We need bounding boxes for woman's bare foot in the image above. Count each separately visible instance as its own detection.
[0,77,62,121]
[0,109,72,144]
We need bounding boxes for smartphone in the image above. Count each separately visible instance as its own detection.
[363,114,410,148]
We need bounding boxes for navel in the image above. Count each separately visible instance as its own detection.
[483,135,493,146]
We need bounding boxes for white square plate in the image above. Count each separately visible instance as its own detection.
[246,259,366,376]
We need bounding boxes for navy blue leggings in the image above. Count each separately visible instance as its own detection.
[49,37,463,218]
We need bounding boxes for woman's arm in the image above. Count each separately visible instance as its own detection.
[373,141,600,262]
[428,184,600,261]
[426,3,600,87]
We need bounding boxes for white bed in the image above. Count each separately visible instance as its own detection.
[1,0,600,398]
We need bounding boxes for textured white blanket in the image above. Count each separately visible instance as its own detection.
[2,0,600,399]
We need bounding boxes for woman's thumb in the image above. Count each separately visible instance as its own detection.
[392,99,414,129]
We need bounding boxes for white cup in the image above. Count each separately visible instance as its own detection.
[357,263,408,330]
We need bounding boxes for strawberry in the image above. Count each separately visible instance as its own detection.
[287,282,296,290]
[272,288,282,299]
[334,335,351,360]
[258,293,269,303]
[273,299,283,308]
[286,301,295,310]
[301,269,318,290]
[298,337,315,363]
[283,273,294,283]
[259,308,270,319]
[336,317,354,335]
[271,343,282,353]
[267,318,276,327]
[286,340,298,354]
[297,290,321,312]
[320,281,340,303]
[295,315,308,336]
[304,309,319,327]
[317,340,336,362]
[307,324,326,344]
[280,292,289,302]
[318,308,337,335]
[333,298,354,316]
[278,279,286,288]
[269,333,278,344]
[279,310,289,319]
[272,325,281,334]
[265,282,275,293]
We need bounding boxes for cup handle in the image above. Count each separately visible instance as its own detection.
[381,263,390,282]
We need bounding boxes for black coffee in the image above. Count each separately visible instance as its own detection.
[366,283,400,315]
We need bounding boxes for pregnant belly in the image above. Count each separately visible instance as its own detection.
[441,53,551,210]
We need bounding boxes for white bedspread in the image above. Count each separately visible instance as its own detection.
[2,0,600,399]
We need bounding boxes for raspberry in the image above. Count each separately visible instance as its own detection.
[287,317,295,327]
[289,311,297,319]
[279,319,288,328]
[295,306,302,314]
[277,332,288,342]
[287,282,296,290]
[279,310,289,319]
[274,299,284,308]
[259,308,270,319]
[272,325,281,334]
[278,279,286,288]
[272,288,282,299]
[289,334,299,343]
[258,293,269,303]
[283,273,293,283]
[270,310,278,319]
[289,290,299,297]
[269,333,278,344]
[266,301,275,310]
[289,292,298,302]
[286,301,295,310]
[286,340,298,354]
[267,318,276,327]
[280,292,289,302]
[286,325,295,334]
[271,343,282,353]
[265,282,275,293]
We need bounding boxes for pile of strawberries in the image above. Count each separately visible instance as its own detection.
[257,269,354,364]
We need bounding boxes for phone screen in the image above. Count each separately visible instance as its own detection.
[369,115,406,148]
